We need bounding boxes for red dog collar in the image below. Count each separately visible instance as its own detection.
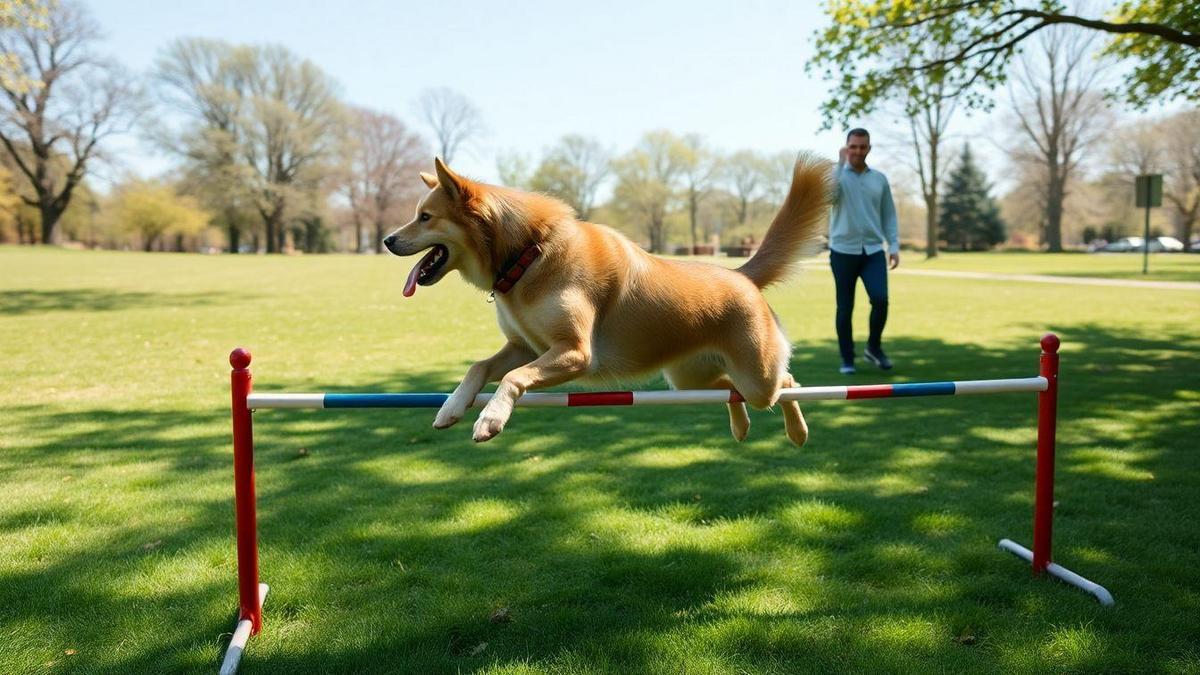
[492,244,542,294]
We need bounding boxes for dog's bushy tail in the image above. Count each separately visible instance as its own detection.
[736,152,834,290]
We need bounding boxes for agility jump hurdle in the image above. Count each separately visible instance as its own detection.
[219,333,1112,674]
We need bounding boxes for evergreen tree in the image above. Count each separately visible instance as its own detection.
[939,145,1006,251]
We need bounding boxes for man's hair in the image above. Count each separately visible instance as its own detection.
[846,128,870,143]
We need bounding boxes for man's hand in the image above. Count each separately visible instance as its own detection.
[889,252,900,270]
[838,146,848,165]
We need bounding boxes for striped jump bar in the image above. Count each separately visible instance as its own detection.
[245,377,1047,410]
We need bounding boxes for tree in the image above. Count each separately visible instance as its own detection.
[528,134,611,220]
[1006,27,1110,251]
[495,150,532,189]
[722,150,768,227]
[153,37,255,253]
[810,1,1200,125]
[677,134,720,251]
[1160,108,1200,251]
[0,0,47,96]
[611,130,686,253]
[110,179,210,251]
[415,87,484,164]
[939,144,1006,250]
[343,107,427,253]
[0,0,141,245]
[868,43,961,259]
[0,163,20,242]
[153,40,345,253]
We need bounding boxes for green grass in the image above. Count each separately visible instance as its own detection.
[904,250,1200,283]
[1,245,1198,674]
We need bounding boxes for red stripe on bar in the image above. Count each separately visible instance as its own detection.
[568,391,634,406]
[729,390,745,403]
[846,384,894,399]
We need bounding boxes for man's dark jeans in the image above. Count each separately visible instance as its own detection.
[830,249,889,362]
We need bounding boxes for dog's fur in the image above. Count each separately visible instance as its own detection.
[384,154,832,444]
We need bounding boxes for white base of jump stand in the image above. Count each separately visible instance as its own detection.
[219,583,270,675]
[998,539,1113,606]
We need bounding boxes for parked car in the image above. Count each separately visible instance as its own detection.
[1099,236,1184,252]
[1100,237,1143,252]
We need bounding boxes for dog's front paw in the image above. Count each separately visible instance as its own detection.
[472,411,507,442]
[433,407,461,429]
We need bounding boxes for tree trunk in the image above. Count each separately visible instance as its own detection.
[924,139,940,259]
[924,194,939,259]
[1045,174,1065,252]
[264,209,281,254]
[39,202,63,245]
[689,193,699,251]
[374,218,385,254]
[226,207,242,253]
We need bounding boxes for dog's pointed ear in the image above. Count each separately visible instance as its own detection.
[434,157,466,201]
[419,172,438,189]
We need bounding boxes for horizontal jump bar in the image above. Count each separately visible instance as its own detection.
[245,376,1047,410]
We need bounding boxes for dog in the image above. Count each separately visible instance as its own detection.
[383,154,832,445]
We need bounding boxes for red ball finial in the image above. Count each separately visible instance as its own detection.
[230,348,252,369]
[1040,333,1060,354]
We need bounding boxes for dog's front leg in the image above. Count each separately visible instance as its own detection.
[473,341,591,442]
[435,341,536,429]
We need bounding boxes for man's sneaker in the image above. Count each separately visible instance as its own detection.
[839,360,856,375]
[864,347,893,370]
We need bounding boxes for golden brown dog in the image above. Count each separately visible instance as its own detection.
[383,154,831,444]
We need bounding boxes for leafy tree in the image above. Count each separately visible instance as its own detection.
[0,0,47,95]
[529,134,611,221]
[0,163,20,241]
[110,179,210,251]
[722,150,769,227]
[343,106,427,253]
[1005,28,1109,251]
[810,1,1199,125]
[0,0,141,245]
[611,130,687,253]
[153,39,345,253]
[495,151,532,189]
[939,144,1006,250]
[677,134,720,251]
[1160,108,1200,251]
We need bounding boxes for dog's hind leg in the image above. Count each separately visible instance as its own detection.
[663,357,750,442]
[722,324,808,447]
[779,373,808,447]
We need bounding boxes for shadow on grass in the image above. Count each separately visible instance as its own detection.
[1,325,1197,673]
[0,288,228,316]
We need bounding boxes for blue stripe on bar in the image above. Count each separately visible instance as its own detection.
[890,381,957,397]
[323,393,450,408]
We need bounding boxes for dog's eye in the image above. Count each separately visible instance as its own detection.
[419,212,432,222]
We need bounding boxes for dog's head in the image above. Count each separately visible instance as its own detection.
[383,157,491,297]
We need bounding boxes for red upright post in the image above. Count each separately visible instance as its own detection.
[230,348,263,634]
[1032,333,1060,575]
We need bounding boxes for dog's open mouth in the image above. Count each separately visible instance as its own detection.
[403,244,449,297]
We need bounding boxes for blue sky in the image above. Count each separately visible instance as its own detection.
[92,0,850,184]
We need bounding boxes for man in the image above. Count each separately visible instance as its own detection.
[829,128,899,374]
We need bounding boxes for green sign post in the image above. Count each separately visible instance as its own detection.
[1135,175,1163,275]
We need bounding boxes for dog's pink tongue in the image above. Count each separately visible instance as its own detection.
[403,247,440,298]
[403,261,421,297]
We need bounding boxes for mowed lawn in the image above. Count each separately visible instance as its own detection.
[1,246,1197,674]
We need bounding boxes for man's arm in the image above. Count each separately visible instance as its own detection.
[881,178,900,269]
[831,146,847,206]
